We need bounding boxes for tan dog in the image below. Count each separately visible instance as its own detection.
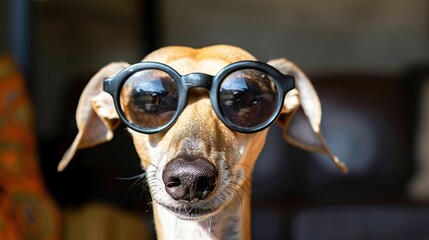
[58,45,347,239]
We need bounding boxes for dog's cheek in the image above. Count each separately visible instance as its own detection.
[127,132,153,170]
[234,131,269,177]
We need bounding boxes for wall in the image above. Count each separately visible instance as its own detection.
[32,0,143,139]
[161,0,429,72]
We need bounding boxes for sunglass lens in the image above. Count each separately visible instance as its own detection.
[119,69,178,130]
[218,69,279,129]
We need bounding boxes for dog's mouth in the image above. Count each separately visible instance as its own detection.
[158,201,219,220]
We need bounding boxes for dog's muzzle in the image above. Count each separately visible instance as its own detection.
[162,155,217,202]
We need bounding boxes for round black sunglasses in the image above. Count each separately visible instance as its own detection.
[103,61,295,134]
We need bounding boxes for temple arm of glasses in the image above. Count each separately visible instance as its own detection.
[103,77,116,95]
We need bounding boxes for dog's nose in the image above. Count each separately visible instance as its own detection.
[162,156,217,202]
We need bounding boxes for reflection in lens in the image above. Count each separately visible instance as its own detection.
[219,69,278,129]
[119,69,178,129]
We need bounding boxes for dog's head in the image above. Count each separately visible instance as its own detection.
[59,45,347,220]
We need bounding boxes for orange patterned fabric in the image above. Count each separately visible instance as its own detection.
[0,56,61,239]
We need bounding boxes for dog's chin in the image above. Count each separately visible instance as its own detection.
[157,201,223,221]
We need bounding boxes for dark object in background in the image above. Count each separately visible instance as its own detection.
[251,71,420,239]
[292,206,429,240]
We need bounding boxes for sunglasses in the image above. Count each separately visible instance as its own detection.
[103,61,295,134]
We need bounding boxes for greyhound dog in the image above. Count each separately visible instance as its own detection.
[58,45,347,239]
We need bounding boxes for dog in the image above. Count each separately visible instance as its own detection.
[58,45,347,239]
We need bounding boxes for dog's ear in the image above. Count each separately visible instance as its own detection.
[58,62,130,171]
[268,58,348,173]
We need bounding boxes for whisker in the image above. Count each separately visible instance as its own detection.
[115,172,147,180]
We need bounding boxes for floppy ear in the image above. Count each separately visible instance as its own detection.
[58,62,130,171]
[268,58,348,173]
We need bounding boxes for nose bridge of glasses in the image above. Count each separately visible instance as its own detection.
[183,73,213,90]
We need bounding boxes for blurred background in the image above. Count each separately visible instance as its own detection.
[1,0,429,239]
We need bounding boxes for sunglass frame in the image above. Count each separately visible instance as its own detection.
[103,60,295,134]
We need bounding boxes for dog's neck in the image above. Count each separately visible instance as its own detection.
[152,190,251,240]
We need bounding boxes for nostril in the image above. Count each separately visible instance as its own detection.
[166,177,181,188]
[196,176,216,200]
[195,176,215,192]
